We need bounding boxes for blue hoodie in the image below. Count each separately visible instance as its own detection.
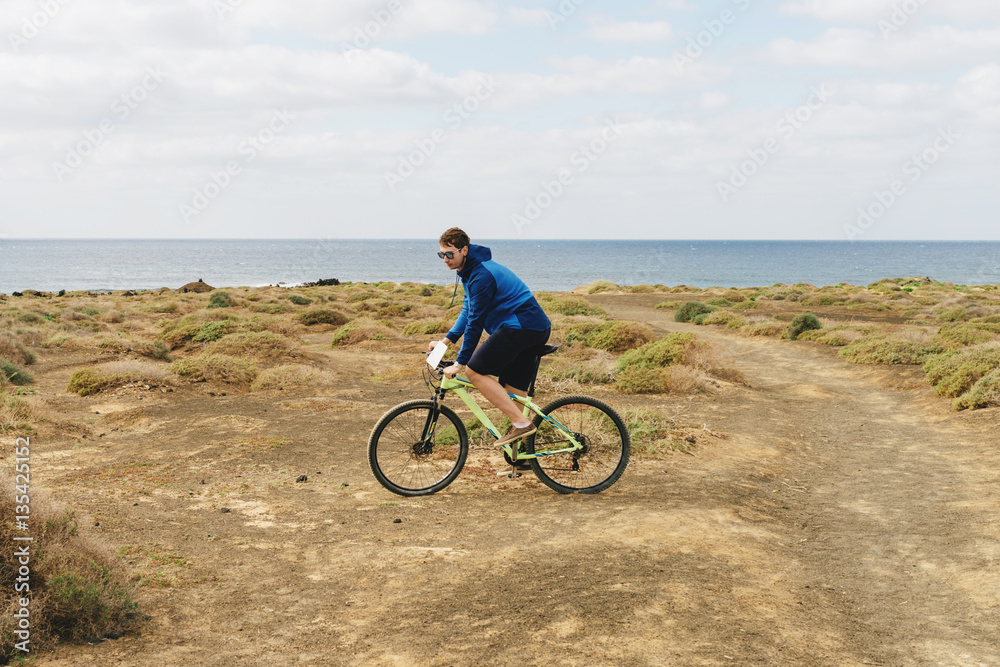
[445,244,551,366]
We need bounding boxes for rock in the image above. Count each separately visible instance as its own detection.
[393,519,402,524]
[221,508,231,513]
[302,278,340,287]
[178,280,215,293]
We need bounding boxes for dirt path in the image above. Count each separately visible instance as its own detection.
[28,297,1000,666]
[595,296,1000,666]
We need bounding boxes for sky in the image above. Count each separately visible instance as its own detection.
[1,0,999,241]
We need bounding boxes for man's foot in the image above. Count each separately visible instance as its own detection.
[496,422,536,449]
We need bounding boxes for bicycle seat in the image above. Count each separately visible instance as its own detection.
[533,344,560,357]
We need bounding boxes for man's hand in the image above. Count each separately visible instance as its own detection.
[443,363,464,378]
[428,338,450,352]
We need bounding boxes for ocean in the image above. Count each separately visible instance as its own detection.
[3,239,999,293]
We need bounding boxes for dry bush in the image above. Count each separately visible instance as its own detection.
[699,310,746,329]
[933,323,1000,350]
[584,280,620,294]
[564,321,655,353]
[839,337,941,365]
[739,317,785,337]
[204,331,296,362]
[67,360,176,396]
[402,320,450,336]
[0,472,142,660]
[171,354,258,387]
[0,336,36,366]
[250,364,331,392]
[541,345,618,386]
[924,342,1000,399]
[0,392,35,434]
[330,320,395,347]
[953,368,1000,411]
[537,294,608,318]
[298,309,350,327]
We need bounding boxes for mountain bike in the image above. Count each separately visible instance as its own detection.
[367,344,630,496]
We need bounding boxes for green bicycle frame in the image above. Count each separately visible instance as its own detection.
[438,375,582,461]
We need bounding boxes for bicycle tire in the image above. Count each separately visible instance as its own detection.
[368,400,468,497]
[526,395,630,494]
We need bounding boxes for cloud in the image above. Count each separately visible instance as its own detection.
[779,0,1000,24]
[699,91,731,109]
[761,27,1000,68]
[583,20,673,43]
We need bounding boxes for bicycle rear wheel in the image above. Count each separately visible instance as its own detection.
[526,395,629,494]
[368,400,468,497]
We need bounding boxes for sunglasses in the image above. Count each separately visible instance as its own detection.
[437,251,457,259]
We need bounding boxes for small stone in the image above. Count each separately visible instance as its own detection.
[296,475,308,483]
[221,508,231,514]
[393,519,402,524]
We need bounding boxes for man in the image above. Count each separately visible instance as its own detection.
[430,227,551,451]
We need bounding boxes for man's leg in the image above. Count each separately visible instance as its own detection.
[465,368,531,427]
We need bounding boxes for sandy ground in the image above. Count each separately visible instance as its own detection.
[17,294,1000,666]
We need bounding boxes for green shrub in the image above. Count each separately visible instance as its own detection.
[192,320,233,343]
[786,313,822,340]
[149,302,178,313]
[288,294,311,306]
[0,491,141,661]
[705,298,733,307]
[565,321,654,353]
[171,354,258,386]
[377,303,411,318]
[402,320,450,335]
[674,302,714,323]
[616,332,698,371]
[0,360,32,386]
[346,291,378,303]
[654,301,681,310]
[698,310,746,329]
[839,337,941,365]
[204,331,293,361]
[206,291,234,309]
[586,280,619,294]
[298,309,350,326]
[952,369,1000,411]
[937,306,967,322]
[538,295,607,318]
[924,344,1000,398]
[614,366,667,394]
[933,323,999,350]
[248,301,290,315]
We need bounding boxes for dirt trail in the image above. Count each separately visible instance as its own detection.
[595,296,1000,666]
[28,296,1000,666]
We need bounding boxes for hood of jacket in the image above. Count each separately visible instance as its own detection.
[458,244,492,279]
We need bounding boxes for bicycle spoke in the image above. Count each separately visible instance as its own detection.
[369,401,468,496]
[528,396,630,494]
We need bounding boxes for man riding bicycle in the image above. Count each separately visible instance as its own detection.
[429,227,551,450]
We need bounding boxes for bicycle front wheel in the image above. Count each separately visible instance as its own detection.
[368,400,468,497]
[527,395,630,494]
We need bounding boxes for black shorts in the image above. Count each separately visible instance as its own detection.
[467,327,551,391]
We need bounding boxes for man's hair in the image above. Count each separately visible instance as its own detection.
[439,227,470,249]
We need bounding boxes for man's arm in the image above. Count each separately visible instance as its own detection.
[452,271,497,366]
